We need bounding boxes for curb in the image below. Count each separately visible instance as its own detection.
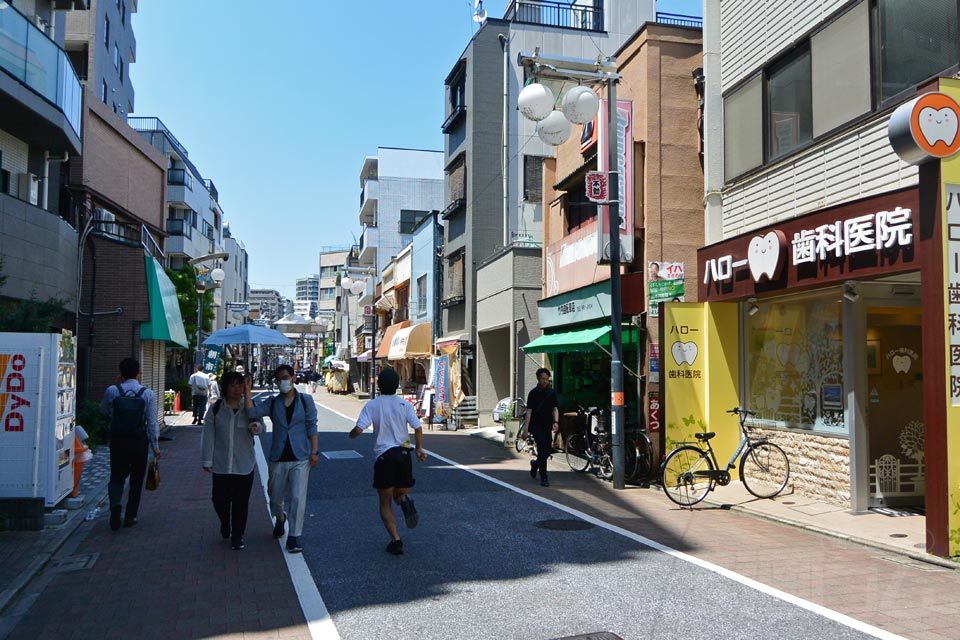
[0,482,109,615]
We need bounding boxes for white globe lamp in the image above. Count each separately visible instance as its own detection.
[518,83,555,122]
[561,86,600,125]
[350,280,366,296]
[210,267,226,284]
[537,110,572,145]
[340,276,353,291]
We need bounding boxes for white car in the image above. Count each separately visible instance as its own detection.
[492,397,514,423]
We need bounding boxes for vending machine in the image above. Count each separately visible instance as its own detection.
[0,331,76,506]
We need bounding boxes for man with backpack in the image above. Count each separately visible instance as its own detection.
[188,364,210,425]
[100,358,159,531]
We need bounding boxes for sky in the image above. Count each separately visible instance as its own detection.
[130,0,702,299]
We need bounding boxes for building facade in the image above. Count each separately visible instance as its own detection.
[682,0,960,556]
[249,288,282,322]
[219,225,248,328]
[65,0,136,118]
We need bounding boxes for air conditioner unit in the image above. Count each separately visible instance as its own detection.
[18,173,39,206]
[92,208,118,236]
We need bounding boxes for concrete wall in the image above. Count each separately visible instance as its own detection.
[0,193,79,312]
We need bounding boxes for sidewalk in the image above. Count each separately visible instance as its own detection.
[0,408,312,640]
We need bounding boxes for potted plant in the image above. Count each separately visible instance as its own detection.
[502,400,522,450]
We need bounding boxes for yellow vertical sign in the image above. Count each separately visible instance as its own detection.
[939,78,960,555]
[663,303,740,463]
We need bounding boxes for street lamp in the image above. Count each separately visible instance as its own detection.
[341,268,378,398]
[195,266,225,366]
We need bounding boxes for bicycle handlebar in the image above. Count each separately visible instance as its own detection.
[726,407,757,416]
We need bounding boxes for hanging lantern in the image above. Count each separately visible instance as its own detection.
[562,85,600,125]
[537,110,572,145]
[518,83,555,122]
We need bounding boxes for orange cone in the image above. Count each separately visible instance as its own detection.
[72,434,92,497]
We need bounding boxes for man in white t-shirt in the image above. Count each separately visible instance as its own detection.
[349,367,426,556]
[188,365,210,425]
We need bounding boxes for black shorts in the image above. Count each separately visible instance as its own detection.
[372,446,416,490]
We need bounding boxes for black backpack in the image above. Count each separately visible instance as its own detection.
[110,384,148,439]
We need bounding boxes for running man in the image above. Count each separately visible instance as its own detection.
[348,368,426,555]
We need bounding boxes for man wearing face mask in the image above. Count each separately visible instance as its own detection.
[244,364,318,553]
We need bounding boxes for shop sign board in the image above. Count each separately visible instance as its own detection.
[434,355,450,418]
[648,261,684,318]
[585,171,608,203]
[648,392,660,432]
[202,345,223,374]
[544,222,609,297]
[888,91,960,165]
[698,190,919,301]
[596,100,635,265]
[538,281,611,330]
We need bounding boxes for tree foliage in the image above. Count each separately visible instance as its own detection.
[0,256,68,332]
[165,264,215,354]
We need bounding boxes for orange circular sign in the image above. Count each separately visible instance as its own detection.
[909,92,960,158]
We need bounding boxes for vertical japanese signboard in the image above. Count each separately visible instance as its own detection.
[596,100,634,265]
[947,184,960,406]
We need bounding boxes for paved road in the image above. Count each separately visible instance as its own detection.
[264,398,893,640]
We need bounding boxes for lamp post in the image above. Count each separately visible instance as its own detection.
[517,51,628,489]
[341,268,378,398]
[193,265,225,367]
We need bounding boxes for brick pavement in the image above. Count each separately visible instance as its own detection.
[314,388,960,640]
[2,411,312,640]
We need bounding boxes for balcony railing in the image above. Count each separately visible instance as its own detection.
[128,116,191,161]
[0,1,82,137]
[656,12,702,28]
[166,218,192,238]
[167,168,194,189]
[505,0,603,32]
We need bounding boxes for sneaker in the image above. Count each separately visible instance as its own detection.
[530,460,537,479]
[110,506,122,531]
[540,477,550,487]
[123,517,137,528]
[400,496,418,529]
[286,536,302,553]
[272,513,286,539]
[231,537,245,550]
[386,539,403,555]
[220,523,231,540]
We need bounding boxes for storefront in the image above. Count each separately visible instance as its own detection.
[387,322,432,399]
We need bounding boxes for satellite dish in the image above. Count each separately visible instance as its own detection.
[472,8,487,22]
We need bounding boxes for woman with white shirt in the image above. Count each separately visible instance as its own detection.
[201,371,260,550]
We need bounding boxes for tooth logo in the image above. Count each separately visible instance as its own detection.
[671,341,698,366]
[892,355,912,374]
[747,230,786,283]
[918,107,958,148]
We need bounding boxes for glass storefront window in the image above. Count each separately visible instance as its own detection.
[744,290,845,435]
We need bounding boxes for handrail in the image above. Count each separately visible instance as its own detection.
[505,0,604,32]
[656,12,702,28]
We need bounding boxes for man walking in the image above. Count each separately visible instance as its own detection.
[188,364,210,425]
[100,358,160,531]
[244,365,318,553]
[349,368,426,556]
[523,367,559,487]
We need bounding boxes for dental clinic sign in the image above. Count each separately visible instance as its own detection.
[698,190,919,301]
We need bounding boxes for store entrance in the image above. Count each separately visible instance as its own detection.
[862,282,924,509]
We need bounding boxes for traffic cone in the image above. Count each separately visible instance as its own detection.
[72,433,92,497]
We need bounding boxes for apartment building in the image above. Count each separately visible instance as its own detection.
[65,0,136,118]
[442,0,657,414]
[294,274,319,319]
[220,223,249,328]
[676,0,960,557]
[250,288,282,321]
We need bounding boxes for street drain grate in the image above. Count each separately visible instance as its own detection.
[878,556,949,572]
[551,633,624,640]
[49,553,99,573]
[535,519,595,531]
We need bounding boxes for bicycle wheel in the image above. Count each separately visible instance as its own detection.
[740,442,790,499]
[661,446,714,506]
[635,432,654,480]
[565,433,591,472]
[596,452,613,480]
[623,440,639,481]
[515,425,528,453]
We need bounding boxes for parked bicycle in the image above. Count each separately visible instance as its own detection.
[661,407,791,507]
[624,426,654,483]
[565,407,614,479]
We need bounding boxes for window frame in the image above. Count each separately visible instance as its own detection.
[764,42,813,163]
[103,14,109,48]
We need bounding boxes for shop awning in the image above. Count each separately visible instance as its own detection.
[388,322,433,360]
[141,256,188,348]
[356,350,372,363]
[376,320,411,358]
[521,326,611,354]
[435,332,468,347]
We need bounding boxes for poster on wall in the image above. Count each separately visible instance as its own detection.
[648,261,684,317]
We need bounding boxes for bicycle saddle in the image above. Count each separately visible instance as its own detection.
[694,432,716,441]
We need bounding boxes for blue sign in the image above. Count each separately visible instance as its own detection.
[202,345,223,374]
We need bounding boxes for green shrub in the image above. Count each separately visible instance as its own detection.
[76,399,108,445]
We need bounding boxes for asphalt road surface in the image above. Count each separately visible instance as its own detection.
[254,393,892,640]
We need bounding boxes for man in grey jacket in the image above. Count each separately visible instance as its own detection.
[244,365,318,553]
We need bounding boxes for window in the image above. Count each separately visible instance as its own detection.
[399,209,426,234]
[744,290,845,435]
[450,73,465,111]
[724,75,762,179]
[811,1,871,137]
[113,44,120,70]
[562,178,597,233]
[101,80,108,104]
[444,251,465,303]
[120,1,126,25]
[448,156,466,202]
[875,0,958,103]
[320,288,336,301]
[119,58,124,84]
[523,155,545,201]
[103,15,109,48]
[416,275,427,316]
[766,46,812,162]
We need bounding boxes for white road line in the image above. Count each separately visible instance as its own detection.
[314,400,904,639]
[254,437,340,640]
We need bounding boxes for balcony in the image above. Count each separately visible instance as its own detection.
[166,218,193,238]
[0,0,82,149]
[656,12,702,28]
[128,116,190,161]
[358,226,378,266]
[359,179,378,226]
[505,0,603,32]
[167,168,194,189]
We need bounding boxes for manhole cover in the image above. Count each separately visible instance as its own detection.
[322,450,363,460]
[49,553,99,573]
[551,633,624,640]
[535,519,595,531]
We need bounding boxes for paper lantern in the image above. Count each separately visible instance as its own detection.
[562,86,600,125]
[537,110,572,145]
[518,83,555,122]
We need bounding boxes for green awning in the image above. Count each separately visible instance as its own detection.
[141,256,188,347]
[521,326,612,354]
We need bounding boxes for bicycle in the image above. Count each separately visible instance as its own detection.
[661,407,791,507]
[624,426,654,483]
[565,407,614,480]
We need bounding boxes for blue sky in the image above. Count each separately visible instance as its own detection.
[130,0,701,298]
